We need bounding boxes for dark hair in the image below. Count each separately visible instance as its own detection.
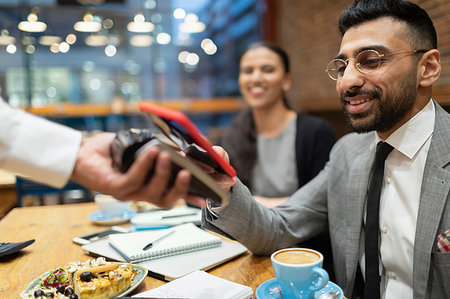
[339,0,437,49]
[245,41,291,73]
[221,41,293,187]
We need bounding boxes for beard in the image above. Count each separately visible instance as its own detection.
[340,70,418,133]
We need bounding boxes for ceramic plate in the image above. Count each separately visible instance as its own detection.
[21,263,147,298]
[89,209,136,226]
[256,278,343,299]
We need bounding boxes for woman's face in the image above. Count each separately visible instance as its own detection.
[238,47,291,110]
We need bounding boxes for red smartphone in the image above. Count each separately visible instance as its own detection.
[139,102,236,178]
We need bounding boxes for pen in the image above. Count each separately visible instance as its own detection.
[143,230,175,251]
[161,212,198,219]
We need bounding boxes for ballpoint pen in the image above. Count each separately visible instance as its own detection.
[142,230,175,251]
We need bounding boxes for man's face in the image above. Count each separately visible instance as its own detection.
[336,17,420,135]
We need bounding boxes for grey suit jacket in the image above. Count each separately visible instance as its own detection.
[203,101,450,298]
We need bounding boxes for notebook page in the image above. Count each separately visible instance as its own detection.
[109,223,221,261]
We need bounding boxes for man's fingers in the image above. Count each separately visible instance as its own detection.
[113,147,159,197]
[212,145,230,162]
[159,169,192,208]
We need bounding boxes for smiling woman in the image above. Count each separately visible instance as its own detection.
[220,41,337,279]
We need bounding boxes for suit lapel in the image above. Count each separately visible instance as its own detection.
[413,103,450,298]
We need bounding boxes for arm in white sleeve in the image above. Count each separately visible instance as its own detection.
[0,100,82,188]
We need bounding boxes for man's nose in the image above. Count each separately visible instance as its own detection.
[337,62,364,92]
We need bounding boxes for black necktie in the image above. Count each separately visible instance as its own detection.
[364,142,394,299]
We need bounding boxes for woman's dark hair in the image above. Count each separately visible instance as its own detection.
[220,41,292,187]
[339,0,437,50]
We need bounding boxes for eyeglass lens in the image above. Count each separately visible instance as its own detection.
[327,49,382,80]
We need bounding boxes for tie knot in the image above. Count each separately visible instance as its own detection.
[375,142,394,162]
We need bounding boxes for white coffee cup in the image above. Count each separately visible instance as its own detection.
[94,194,129,218]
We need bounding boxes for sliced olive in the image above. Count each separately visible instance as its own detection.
[56,284,65,294]
[34,290,45,297]
[64,287,74,296]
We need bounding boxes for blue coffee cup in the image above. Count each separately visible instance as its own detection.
[271,248,329,299]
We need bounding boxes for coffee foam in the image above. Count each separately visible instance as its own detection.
[274,249,320,264]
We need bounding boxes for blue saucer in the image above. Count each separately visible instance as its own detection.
[256,278,343,299]
[89,209,136,225]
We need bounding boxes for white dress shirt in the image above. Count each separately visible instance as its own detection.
[360,99,435,298]
[0,99,82,188]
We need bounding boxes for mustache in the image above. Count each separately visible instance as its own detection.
[340,88,381,102]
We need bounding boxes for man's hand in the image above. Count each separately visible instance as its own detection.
[71,132,203,208]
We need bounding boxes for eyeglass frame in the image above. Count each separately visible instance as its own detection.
[325,48,430,81]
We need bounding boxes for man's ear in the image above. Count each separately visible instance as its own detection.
[418,49,441,87]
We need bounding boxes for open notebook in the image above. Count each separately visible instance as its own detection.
[108,223,221,263]
[82,225,248,280]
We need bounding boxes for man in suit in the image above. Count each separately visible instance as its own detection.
[141,0,447,297]
[196,1,449,298]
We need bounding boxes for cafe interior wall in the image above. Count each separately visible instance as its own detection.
[0,0,265,136]
[272,0,450,138]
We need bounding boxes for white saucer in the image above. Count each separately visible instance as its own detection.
[89,209,136,226]
[255,278,343,299]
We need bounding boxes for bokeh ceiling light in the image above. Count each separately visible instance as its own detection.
[39,35,62,46]
[74,13,102,32]
[0,30,16,45]
[85,35,108,47]
[173,8,185,19]
[186,52,199,65]
[201,38,213,49]
[66,33,77,44]
[130,35,153,47]
[127,14,155,33]
[59,42,70,53]
[177,51,189,63]
[105,44,117,57]
[179,14,205,33]
[50,43,59,53]
[204,43,217,55]
[6,44,17,54]
[156,32,171,44]
[18,13,47,32]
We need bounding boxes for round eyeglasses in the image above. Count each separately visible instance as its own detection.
[325,49,429,80]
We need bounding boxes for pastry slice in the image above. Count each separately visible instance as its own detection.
[72,263,135,299]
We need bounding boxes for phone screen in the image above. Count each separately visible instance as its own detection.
[72,227,129,245]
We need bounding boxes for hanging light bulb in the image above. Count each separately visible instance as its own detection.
[127,13,155,33]
[18,13,47,32]
[39,35,62,46]
[0,30,16,45]
[74,13,102,32]
[179,13,205,33]
[130,35,153,47]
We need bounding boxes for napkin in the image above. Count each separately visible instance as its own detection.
[132,270,253,299]
[437,229,450,252]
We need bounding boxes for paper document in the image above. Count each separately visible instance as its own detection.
[132,270,253,299]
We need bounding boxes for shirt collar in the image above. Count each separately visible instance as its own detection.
[375,99,435,159]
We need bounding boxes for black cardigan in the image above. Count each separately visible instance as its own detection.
[295,113,337,188]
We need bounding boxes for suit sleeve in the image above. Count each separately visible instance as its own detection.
[202,169,329,255]
[0,100,82,188]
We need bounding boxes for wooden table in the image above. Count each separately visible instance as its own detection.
[0,170,16,218]
[0,202,274,297]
